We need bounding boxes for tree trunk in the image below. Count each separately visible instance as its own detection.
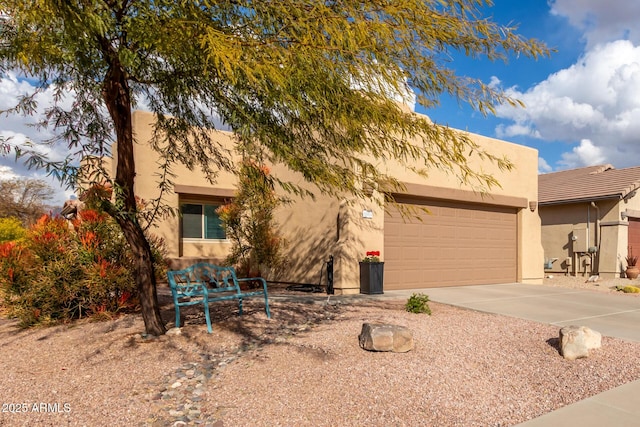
[117,216,166,335]
[102,55,166,335]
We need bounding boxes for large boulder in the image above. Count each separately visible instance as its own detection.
[559,325,602,360]
[358,323,414,353]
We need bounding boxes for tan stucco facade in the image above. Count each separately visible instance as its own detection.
[379,131,543,287]
[540,196,640,278]
[107,110,543,293]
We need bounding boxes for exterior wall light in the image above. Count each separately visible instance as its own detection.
[529,201,537,212]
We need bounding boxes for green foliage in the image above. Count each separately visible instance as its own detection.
[0,217,26,243]
[0,0,550,202]
[627,247,638,267]
[0,0,549,334]
[0,211,167,327]
[217,160,285,277]
[616,285,640,294]
[362,251,381,263]
[405,293,432,315]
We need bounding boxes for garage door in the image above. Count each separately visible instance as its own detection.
[384,197,517,289]
[628,218,640,256]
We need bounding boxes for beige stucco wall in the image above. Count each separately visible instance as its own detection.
[125,111,238,261]
[540,195,640,278]
[114,110,542,292]
[124,111,346,287]
[361,125,543,288]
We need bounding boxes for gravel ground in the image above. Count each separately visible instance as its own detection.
[1,277,640,426]
[541,273,640,293]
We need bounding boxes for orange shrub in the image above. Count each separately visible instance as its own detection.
[0,209,164,327]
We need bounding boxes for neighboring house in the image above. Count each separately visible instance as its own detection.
[539,164,640,278]
[103,110,543,294]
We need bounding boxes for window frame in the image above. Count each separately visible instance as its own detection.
[179,198,229,242]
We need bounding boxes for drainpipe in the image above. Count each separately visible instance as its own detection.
[584,205,590,275]
[586,204,590,247]
[591,202,600,274]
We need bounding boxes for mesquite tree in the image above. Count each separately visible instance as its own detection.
[0,1,549,335]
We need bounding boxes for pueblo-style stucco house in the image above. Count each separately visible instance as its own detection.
[103,110,543,294]
[539,164,640,278]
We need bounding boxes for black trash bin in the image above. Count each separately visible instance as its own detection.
[359,261,384,294]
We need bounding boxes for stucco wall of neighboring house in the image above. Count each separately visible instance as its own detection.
[614,194,640,275]
[540,195,640,278]
[110,110,542,293]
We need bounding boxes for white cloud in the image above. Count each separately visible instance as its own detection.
[557,139,606,169]
[494,39,640,169]
[0,164,17,180]
[495,123,541,139]
[550,0,640,48]
[538,157,552,174]
[0,74,75,205]
[0,72,234,207]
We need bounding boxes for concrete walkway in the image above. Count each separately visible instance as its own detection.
[382,283,640,427]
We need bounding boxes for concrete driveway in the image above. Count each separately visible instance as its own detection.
[384,282,640,427]
[387,283,640,342]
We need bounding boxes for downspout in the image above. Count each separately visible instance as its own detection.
[591,202,600,274]
[586,204,590,246]
[584,205,590,275]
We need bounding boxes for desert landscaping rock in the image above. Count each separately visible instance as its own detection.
[358,322,414,352]
[559,325,602,361]
[166,327,182,336]
[1,281,640,426]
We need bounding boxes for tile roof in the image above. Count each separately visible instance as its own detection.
[539,164,640,205]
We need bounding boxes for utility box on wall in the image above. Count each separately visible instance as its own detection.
[571,228,589,253]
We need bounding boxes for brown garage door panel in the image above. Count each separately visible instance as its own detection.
[629,219,640,256]
[384,199,517,289]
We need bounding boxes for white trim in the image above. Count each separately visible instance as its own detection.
[181,238,231,244]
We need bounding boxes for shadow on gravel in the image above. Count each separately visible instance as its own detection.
[546,337,561,355]
[152,291,407,365]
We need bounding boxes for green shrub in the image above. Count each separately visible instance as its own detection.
[0,217,26,243]
[405,293,432,315]
[617,285,640,293]
[0,210,166,327]
[217,160,285,279]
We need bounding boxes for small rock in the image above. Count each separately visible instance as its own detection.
[166,327,182,336]
[358,323,414,353]
[171,381,183,389]
[559,325,602,360]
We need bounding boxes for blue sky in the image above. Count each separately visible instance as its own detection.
[421,0,640,175]
[1,0,640,204]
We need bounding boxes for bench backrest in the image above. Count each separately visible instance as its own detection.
[167,263,241,295]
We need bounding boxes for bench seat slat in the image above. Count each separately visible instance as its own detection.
[167,262,271,333]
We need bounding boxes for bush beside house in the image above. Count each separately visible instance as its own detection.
[0,210,167,327]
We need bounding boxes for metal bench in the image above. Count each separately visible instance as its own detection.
[166,262,271,333]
